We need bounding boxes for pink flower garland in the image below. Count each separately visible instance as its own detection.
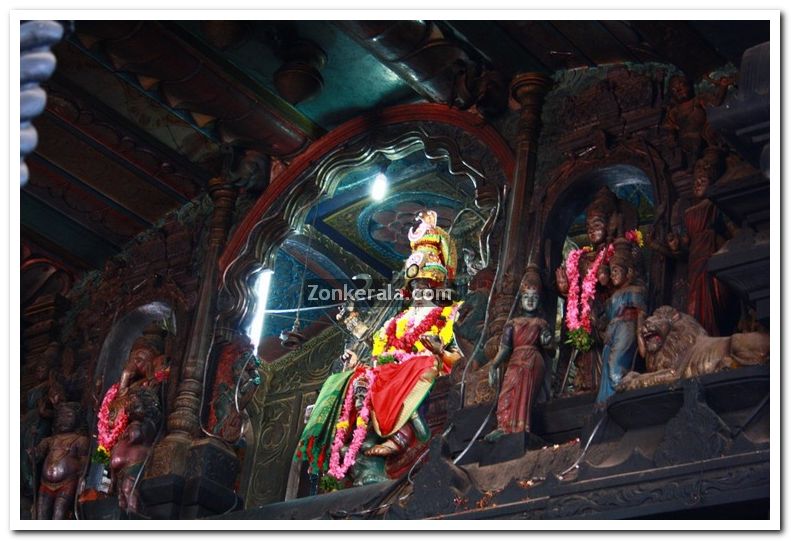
[564,248,584,331]
[97,383,129,452]
[327,368,375,480]
[564,244,613,335]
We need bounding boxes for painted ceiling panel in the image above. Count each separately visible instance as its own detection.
[21,191,120,268]
[25,156,147,246]
[21,19,768,281]
[175,20,419,131]
[44,83,206,201]
[33,114,184,224]
[52,40,221,169]
[321,172,475,272]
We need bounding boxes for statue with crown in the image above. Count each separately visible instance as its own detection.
[294,209,463,488]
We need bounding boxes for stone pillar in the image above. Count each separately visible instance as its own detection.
[484,73,552,360]
[140,177,238,518]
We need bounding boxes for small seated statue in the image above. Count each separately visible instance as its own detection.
[32,402,89,519]
[485,264,553,442]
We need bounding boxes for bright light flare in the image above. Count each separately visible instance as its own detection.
[248,269,273,352]
[371,172,388,201]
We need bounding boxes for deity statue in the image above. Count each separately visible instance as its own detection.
[32,402,89,520]
[663,73,735,170]
[207,335,262,445]
[404,209,457,286]
[103,326,169,423]
[295,209,463,484]
[117,329,170,397]
[555,186,620,392]
[595,237,647,405]
[484,265,553,442]
[91,322,170,503]
[454,267,495,362]
[665,150,739,336]
[21,345,63,506]
[109,388,161,514]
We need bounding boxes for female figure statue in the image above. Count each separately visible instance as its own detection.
[667,150,738,336]
[485,265,553,441]
[295,209,463,483]
[596,238,647,405]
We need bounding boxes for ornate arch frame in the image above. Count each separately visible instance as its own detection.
[217,104,515,336]
[535,141,672,277]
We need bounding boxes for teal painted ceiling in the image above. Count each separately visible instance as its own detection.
[175,20,419,131]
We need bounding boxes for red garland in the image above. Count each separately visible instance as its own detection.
[382,306,446,353]
[97,383,129,452]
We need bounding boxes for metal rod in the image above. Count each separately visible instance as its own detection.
[559,348,579,396]
[558,414,607,478]
[731,394,769,439]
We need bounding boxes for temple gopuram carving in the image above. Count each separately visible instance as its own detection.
[16,16,776,526]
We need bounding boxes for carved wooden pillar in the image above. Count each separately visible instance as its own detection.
[140,177,238,517]
[168,177,237,436]
[484,73,552,359]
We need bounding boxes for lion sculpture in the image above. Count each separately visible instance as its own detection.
[618,305,769,391]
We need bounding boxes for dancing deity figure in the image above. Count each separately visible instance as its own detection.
[595,238,647,405]
[485,265,553,442]
[295,209,463,484]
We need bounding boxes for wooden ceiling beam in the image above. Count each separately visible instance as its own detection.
[26,153,152,233]
[439,21,551,76]
[47,75,211,196]
[21,190,121,270]
[21,225,95,274]
[40,108,192,207]
[627,21,727,80]
[72,21,316,158]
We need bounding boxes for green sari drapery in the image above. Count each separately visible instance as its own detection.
[293,370,354,475]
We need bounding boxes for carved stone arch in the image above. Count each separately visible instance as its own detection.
[217,104,515,336]
[534,139,672,276]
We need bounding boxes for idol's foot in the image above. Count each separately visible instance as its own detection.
[364,439,400,457]
[484,428,506,443]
